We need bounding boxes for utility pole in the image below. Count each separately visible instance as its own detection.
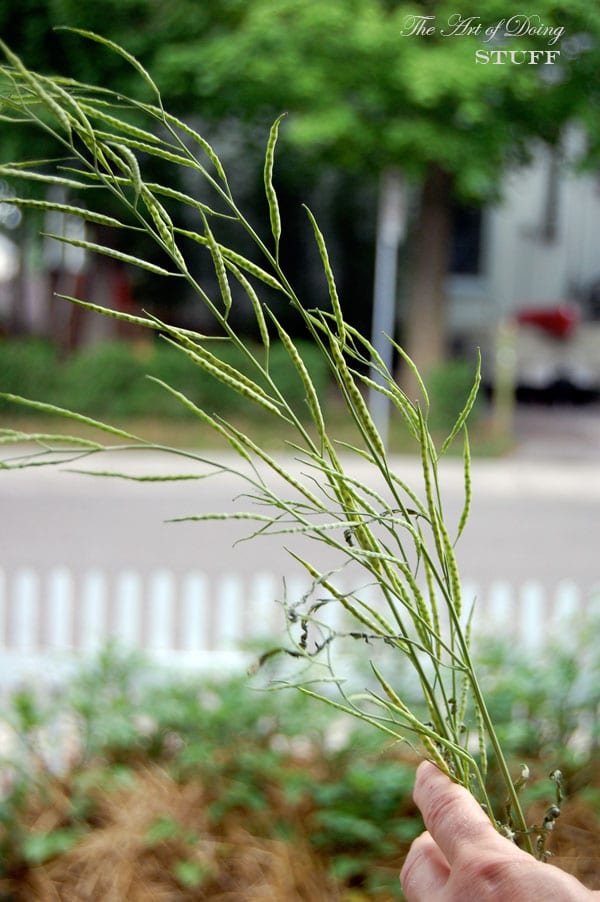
[369,168,406,448]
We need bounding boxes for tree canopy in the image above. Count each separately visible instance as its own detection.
[4,0,598,191]
[1,0,599,370]
[148,0,600,191]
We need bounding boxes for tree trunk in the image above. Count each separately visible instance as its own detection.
[401,163,453,400]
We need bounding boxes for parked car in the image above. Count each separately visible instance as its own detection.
[511,302,599,401]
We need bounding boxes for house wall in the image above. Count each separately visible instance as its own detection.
[447,138,600,348]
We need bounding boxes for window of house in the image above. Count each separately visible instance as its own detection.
[450,206,483,275]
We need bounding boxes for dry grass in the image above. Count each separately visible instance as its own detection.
[529,795,600,890]
[1,756,599,901]
[2,765,342,902]
[0,403,510,456]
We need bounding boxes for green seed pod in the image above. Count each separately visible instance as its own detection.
[202,212,232,315]
[264,114,286,256]
[329,336,385,460]
[221,247,285,293]
[456,428,472,541]
[304,205,345,344]
[163,339,281,417]
[142,190,186,270]
[110,142,143,201]
[0,42,72,135]
[271,315,326,440]
[225,260,270,353]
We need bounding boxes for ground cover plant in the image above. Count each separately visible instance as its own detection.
[0,646,421,900]
[0,645,599,900]
[0,30,591,873]
[0,339,493,454]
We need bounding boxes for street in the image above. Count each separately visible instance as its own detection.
[1,403,599,674]
[1,442,599,594]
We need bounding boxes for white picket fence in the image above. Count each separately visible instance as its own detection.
[0,566,598,682]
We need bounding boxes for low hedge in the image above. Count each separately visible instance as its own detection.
[0,337,331,421]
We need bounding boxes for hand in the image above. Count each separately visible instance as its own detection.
[400,760,598,901]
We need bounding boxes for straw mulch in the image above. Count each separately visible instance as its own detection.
[0,765,344,902]
[1,760,599,900]
[530,796,600,891]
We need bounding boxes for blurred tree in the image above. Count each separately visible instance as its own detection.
[1,0,600,378]
[148,0,600,385]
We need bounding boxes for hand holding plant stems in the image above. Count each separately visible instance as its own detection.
[402,761,599,901]
[0,31,554,861]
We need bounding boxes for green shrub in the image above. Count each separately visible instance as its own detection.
[0,648,410,893]
[1,642,599,895]
[1,336,330,421]
[426,357,482,432]
[0,338,61,413]
[60,341,158,418]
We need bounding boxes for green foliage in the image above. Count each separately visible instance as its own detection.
[475,626,600,763]
[147,0,600,187]
[0,32,583,860]
[2,0,600,374]
[21,827,83,865]
[2,1,600,180]
[0,339,60,413]
[0,336,329,420]
[0,642,598,894]
[310,756,418,894]
[426,357,483,433]
[0,649,414,893]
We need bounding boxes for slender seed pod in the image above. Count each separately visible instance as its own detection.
[225,260,270,353]
[60,28,162,100]
[329,475,379,559]
[390,338,430,408]
[456,427,472,542]
[147,184,223,218]
[264,114,286,257]
[0,41,72,134]
[223,423,326,511]
[101,136,197,169]
[475,703,488,781]
[270,314,326,441]
[45,76,98,153]
[201,211,232,316]
[148,377,253,462]
[291,556,396,637]
[304,205,345,344]
[437,511,463,620]
[220,247,286,292]
[4,198,124,229]
[41,233,176,275]
[160,330,273,402]
[421,737,450,772]
[397,561,433,636]
[370,664,420,720]
[109,142,143,201]
[160,337,280,416]
[441,351,481,455]
[79,101,162,144]
[140,187,187,270]
[423,555,442,659]
[329,336,386,460]
[417,409,445,564]
[161,111,228,183]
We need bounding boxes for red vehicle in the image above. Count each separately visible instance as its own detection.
[510,294,600,401]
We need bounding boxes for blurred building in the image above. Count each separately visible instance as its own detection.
[447,133,600,396]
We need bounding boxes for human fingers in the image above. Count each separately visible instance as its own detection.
[413,761,511,866]
[400,830,450,901]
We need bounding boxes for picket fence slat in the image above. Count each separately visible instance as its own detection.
[0,567,598,679]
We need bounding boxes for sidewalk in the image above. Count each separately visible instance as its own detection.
[512,402,600,460]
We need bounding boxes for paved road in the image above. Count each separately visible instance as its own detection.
[513,402,600,462]
[1,435,599,597]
